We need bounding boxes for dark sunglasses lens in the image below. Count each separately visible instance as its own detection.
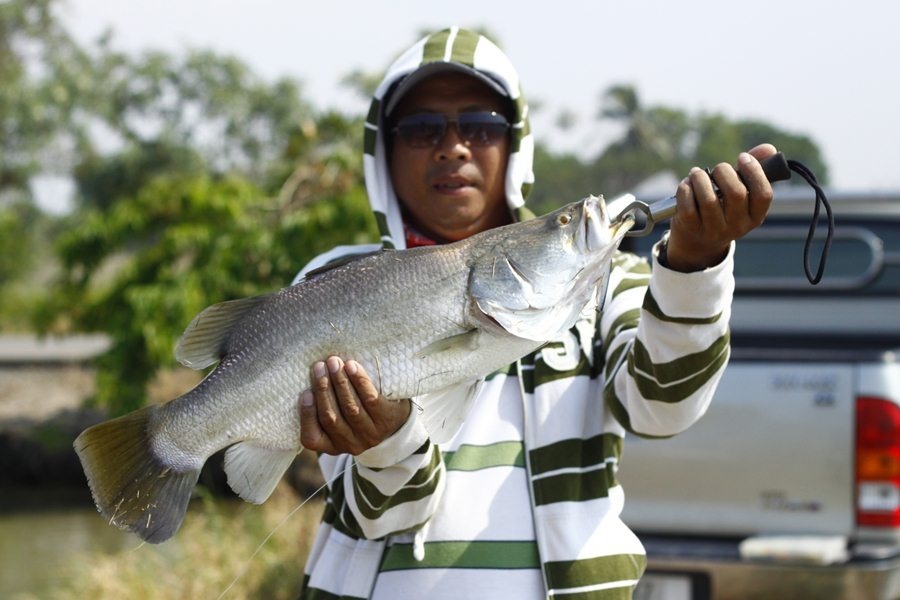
[396,114,446,147]
[394,112,510,147]
[457,113,510,145]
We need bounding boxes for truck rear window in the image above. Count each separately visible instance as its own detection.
[625,218,900,296]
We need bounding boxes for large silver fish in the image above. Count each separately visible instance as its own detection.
[74,196,633,543]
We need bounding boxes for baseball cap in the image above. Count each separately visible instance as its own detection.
[383,62,509,116]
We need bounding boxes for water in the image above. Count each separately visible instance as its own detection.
[0,496,135,598]
[0,487,316,599]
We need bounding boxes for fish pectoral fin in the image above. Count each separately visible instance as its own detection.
[223,442,298,504]
[73,406,201,544]
[175,294,271,369]
[415,330,480,359]
[416,380,483,444]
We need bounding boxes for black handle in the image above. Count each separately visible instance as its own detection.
[759,152,792,183]
[709,151,791,187]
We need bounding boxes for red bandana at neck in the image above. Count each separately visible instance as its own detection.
[404,222,438,248]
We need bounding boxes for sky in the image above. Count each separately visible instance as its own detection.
[59,0,900,193]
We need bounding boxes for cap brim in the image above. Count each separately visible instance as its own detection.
[384,62,508,116]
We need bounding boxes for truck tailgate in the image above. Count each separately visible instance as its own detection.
[620,361,856,537]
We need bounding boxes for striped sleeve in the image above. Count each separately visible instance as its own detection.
[340,410,446,539]
[602,239,735,438]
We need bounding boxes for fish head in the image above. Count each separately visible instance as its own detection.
[469,195,633,341]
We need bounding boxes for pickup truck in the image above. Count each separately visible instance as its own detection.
[619,188,900,600]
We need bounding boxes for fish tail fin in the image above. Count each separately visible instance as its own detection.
[74,406,200,544]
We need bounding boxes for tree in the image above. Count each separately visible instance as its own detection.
[39,157,375,414]
[21,3,377,414]
[529,84,829,213]
[1,0,82,195]
[693,117,828,183]
[9,6,829,415]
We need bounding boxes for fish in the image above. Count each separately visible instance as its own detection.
[73,195,633,543]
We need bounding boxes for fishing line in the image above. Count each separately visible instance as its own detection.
[216,454,348,600]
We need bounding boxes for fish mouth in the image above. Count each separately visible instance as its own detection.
[608,212,636,240]
[579,196,633,253]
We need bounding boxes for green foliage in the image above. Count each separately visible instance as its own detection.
[0,0,87,192]
[0,197,39,282]
[78,46,317,194]
[40,168,375,414]
[530,84,830,212]
[531,146,598,216]
[694,117,829,182]
[0,0,373,413]
[6,5,829,416]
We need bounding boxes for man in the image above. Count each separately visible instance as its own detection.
[296,26,774,599]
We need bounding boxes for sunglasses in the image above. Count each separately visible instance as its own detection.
[391,111,511,148]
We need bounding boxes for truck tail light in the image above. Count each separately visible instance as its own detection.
[856,396,900,527]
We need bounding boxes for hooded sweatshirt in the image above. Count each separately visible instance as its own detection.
[296,26,735,600]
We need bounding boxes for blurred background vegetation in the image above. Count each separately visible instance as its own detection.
[2,0,829,417]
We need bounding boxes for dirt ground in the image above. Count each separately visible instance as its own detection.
[0,364,97,424]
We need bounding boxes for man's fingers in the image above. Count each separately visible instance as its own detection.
[344,360,381,412]
[688,166,725,230]
[299,389,335,453]
[326,357,380,444]
[345,360,411,434]
[709,161,748,224]
[311,360,363,452]
[736,151,774,225]
[299,356,412,456]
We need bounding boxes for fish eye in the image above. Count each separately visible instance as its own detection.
[556,213,573,226]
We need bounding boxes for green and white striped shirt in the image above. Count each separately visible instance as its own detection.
[296,26,735,600]
[297,242,735,600]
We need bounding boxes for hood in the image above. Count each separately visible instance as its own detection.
[363,26,535,249]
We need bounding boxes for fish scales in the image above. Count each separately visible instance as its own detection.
[74,196,632,543]
[152,243,482,461]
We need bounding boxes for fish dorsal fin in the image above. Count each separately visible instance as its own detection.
[302,248,389,280]
[223,442,298,504]
[416,380,483,444]
[175,295,270,369]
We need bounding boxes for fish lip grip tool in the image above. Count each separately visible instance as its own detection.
[618,152,793,238]
[610,151,833,285]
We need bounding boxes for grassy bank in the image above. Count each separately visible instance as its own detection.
[38,483,323,600]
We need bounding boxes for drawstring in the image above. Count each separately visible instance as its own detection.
[412,519,431,561]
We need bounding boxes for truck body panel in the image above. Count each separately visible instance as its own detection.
[620,188,900,599]
[620,362,857,537]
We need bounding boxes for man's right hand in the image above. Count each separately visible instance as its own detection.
[299,356,412,455]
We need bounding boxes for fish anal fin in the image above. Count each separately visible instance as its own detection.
[416,380,483,444]
[223,442,298,504]
[175,295,270,369]
[73,406,201,544]
[415,330,480,359]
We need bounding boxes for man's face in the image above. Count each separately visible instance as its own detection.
[388,71,511,243]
